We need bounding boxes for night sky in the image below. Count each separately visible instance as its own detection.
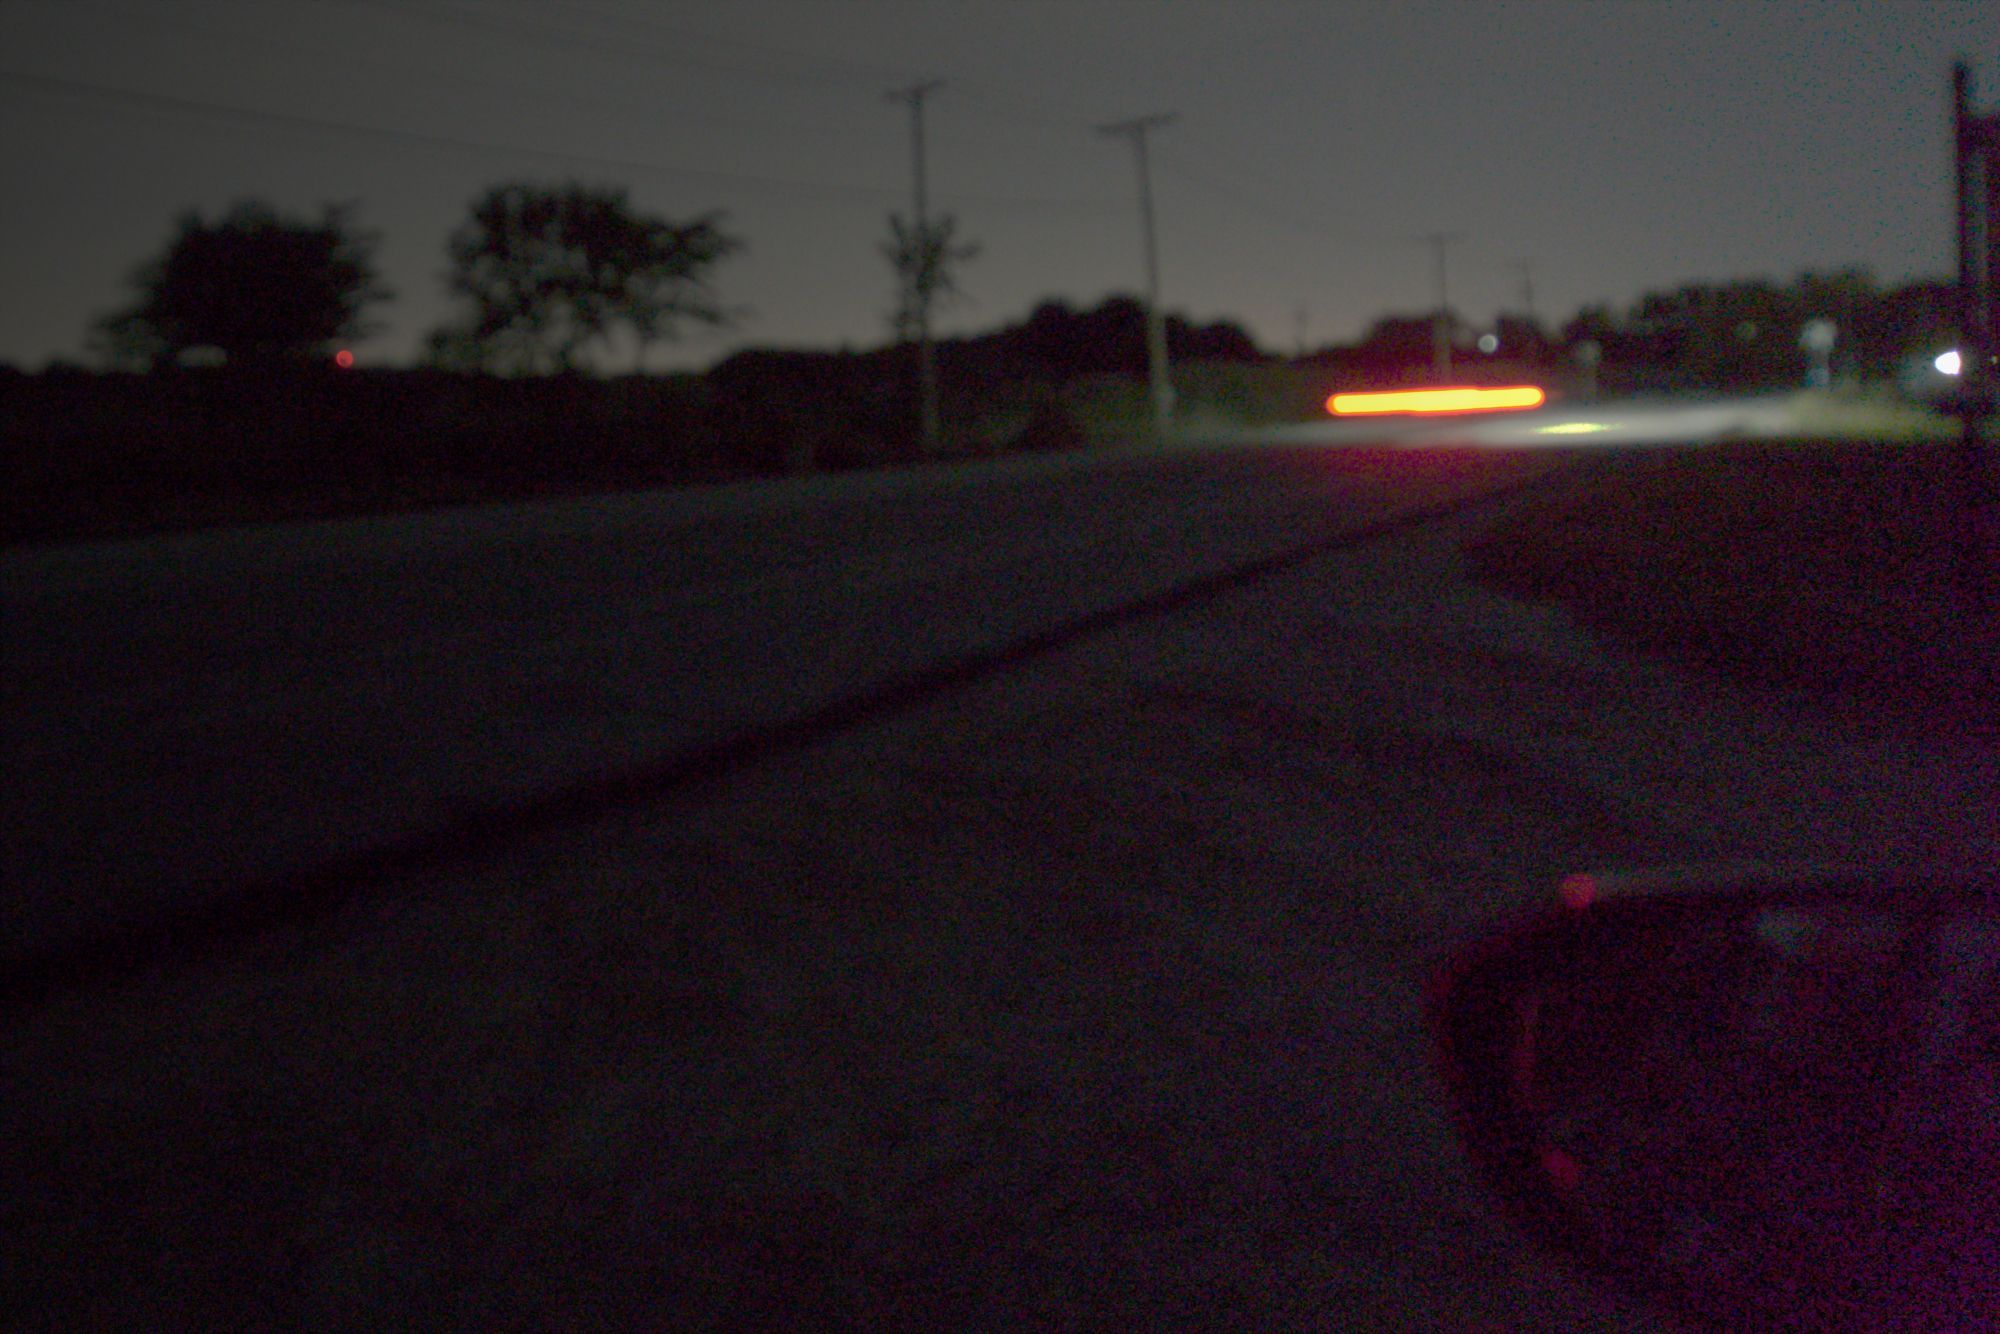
[2,0,1994,371]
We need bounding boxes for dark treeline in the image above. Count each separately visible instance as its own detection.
[4,368,713,546]
[1,296,1281,545]
[704,296,1267,464]
[1,268,1965,548]
[1547,271,1957,392]
[1305,269,1957,393]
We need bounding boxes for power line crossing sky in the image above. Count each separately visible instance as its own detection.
[2,0,1994,370]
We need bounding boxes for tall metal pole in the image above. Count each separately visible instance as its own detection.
[1952,62,1996,610]
[1956,65,1984,381]
[1420,231,1466,381]
[888,80,944,456]
[1100,113,1177,437]
[1985,100,2000,610]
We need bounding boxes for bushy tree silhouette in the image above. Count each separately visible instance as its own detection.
[431,182,739,374]
[881,212,978,342]
[93,201,387,369]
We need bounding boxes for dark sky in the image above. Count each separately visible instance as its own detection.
[2,0,1994,371]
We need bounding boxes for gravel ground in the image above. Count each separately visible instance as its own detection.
[7,451,1991,1329]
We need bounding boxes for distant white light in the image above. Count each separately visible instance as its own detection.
[1538,421,1609,435]
[1477,333,1499,354]
[1935,349,1962,376]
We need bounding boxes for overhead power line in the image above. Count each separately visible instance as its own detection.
[0,67,888,197]
[19,0,1136,209]
[317,0,910,93]
[519,0,924,84]
[325,0,1104,140]
[0,68,1123,214]
[27,0,881,147]
[1154,144,1400,247]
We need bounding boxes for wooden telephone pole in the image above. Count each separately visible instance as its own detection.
[1418,231,1465,381]
[1099,113,1178,437]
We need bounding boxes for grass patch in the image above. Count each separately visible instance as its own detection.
[1784,387,1963,442]
[1467,439,2000,740]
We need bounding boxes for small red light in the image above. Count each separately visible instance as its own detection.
[1557,873,1597,910]
[1540,1146,1583,1192]
[334,349,355,369]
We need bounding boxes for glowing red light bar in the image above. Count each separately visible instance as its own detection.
[1327,385,1546,416]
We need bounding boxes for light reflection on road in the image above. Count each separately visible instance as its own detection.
[1217,391,1834,451]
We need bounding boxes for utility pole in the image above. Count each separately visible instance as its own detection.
[1951,62,1999,609]
[1099,113,1177,437]
[1508,258,1537,324]
[887,79,944,456]
[1418,231,1466,381]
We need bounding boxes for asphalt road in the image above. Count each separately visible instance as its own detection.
[0,439,1562,969]
[5,427,1994,1328]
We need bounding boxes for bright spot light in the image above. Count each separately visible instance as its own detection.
[1537,421,1609,435]
[1327,385,1546,416]
[1936,349,1962,376]
[334,349,355,369]
[1477,333,1499,354]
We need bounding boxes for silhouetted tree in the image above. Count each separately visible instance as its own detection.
[1621,281,1809,388]
[93,201,387,369]
[1851,279,1955,378]
[1558,305,1615,344]
[938,296,1267,384]
[881,212,979,342]
[1166,315,1265,363]
[432,182,739,374]
[1012,299,1087,375]
[1491,314,1550,361]
[881,212,978,452]
[1352,314,1438,365]
[1001,297,1149,377]
[1554,270,1963,390]
[1559,304,1626,360]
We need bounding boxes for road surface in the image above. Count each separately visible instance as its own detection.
[1228,387,1876,450]
[1,439,1560,969]
[4,428,1994,1328]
